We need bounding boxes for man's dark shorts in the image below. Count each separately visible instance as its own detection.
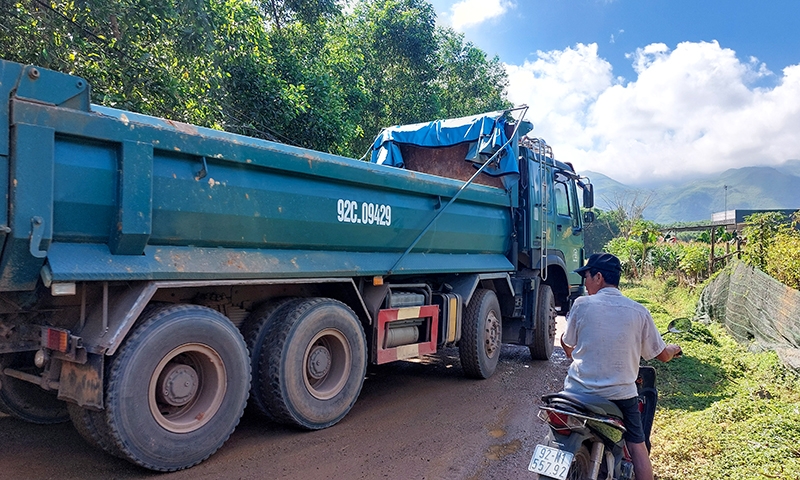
[611,397,645,444]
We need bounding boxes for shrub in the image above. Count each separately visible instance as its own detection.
[741,212,789,270]
[765,231,800,289]
[678,243,710,284]
[740,211,800,289]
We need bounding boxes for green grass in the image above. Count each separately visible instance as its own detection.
[619,277,800,480]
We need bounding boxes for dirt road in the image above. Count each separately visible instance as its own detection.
[0,322,570,480]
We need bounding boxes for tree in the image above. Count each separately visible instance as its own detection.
[602,190,655,239]
[741,212,788,271]
[431,27,511,117]
[257,0,338,30]
[583,208,620,255]
[0,0,511,159]
[345,0,439,154]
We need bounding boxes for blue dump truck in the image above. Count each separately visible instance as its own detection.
[0,59,594,471]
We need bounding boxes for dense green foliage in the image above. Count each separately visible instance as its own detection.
[740,211,800,289]
[582,207,621,255]
[0,0,510,157]
[621,278,800,479]
[585,204,713,283]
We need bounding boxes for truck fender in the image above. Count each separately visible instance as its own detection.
[535,252,568,275]
[447,273,514,309]
[534,252,571,311]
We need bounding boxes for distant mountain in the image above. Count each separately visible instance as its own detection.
[580,160,800,225]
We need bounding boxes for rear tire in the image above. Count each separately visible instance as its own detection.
[241,298,299,419]
[103,304,250,471]
[529,284,556,360]
[67,403,122,458]
[459,289,502,379]
[258,298,366,430]
[566,445,592,480]
[0,352,69,424]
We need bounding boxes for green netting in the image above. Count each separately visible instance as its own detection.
[695,260,800,370]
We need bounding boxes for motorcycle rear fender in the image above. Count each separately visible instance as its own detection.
[544,429,592,455]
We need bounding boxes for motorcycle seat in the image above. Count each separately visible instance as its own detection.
[542,391,624,419]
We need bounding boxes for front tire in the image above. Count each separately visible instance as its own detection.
[0,352,69,424]
[459,289,502,379]
[258,298,367,430]
[529,284,556,360]
[103,304,250,471]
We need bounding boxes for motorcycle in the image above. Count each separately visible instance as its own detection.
[528,318,690,480]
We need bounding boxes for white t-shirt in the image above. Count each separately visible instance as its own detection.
[562,287,666,400]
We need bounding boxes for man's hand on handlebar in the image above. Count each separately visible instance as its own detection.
[656,344,682,362]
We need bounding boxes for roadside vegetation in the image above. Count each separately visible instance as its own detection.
[622,277,800,479]
[740,211,800,289]
[602,209,800,479]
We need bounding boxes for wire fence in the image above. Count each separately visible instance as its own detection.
[696,259,800,370]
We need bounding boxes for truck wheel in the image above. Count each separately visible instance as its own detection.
[241,298,299,419]
[103,304,250,471]
[0,352,69,424]
[459,289,502,379]
[67,403,122,458]
[529,284,556,360]
[258,298,366,430]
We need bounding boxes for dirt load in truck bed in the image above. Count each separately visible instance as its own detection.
[400,143,506,189]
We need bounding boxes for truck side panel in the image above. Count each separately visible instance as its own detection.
[6,89,515,291]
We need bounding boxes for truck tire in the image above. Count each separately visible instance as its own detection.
[459,289,502,379]
[0,352,69,424]
[258,298,366,430]
[529,284,556,360]
[67,403,123,458]
[103,304,250,472]
[241,298,299,420]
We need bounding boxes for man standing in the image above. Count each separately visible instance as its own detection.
[560,253,681,480]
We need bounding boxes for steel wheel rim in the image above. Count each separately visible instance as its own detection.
[484,310,501,359]
[546,298,556,343]
[303,328,351,400]
[148,343,227,433]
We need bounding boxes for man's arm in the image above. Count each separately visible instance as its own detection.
[561,335,575,359]
[656,344,682,362]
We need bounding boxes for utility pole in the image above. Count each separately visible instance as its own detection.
[724,185,728,221]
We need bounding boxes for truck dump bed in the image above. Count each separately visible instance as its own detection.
[0,60,514,291]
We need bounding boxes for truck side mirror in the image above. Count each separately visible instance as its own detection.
[582,183,594,208]
[583,210,595,224]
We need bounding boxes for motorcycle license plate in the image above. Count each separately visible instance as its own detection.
[528,444,573,480]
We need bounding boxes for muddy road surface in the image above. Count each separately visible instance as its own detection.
[1,332,570,480]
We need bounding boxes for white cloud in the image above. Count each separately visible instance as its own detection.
[449,0,515,30]
[505,41,798,185]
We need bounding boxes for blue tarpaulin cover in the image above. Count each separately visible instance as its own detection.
[370,111,519,179]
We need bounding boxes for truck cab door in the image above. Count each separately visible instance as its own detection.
[552,172,583,284]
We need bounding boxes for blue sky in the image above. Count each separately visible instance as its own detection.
[428,0,800,185]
